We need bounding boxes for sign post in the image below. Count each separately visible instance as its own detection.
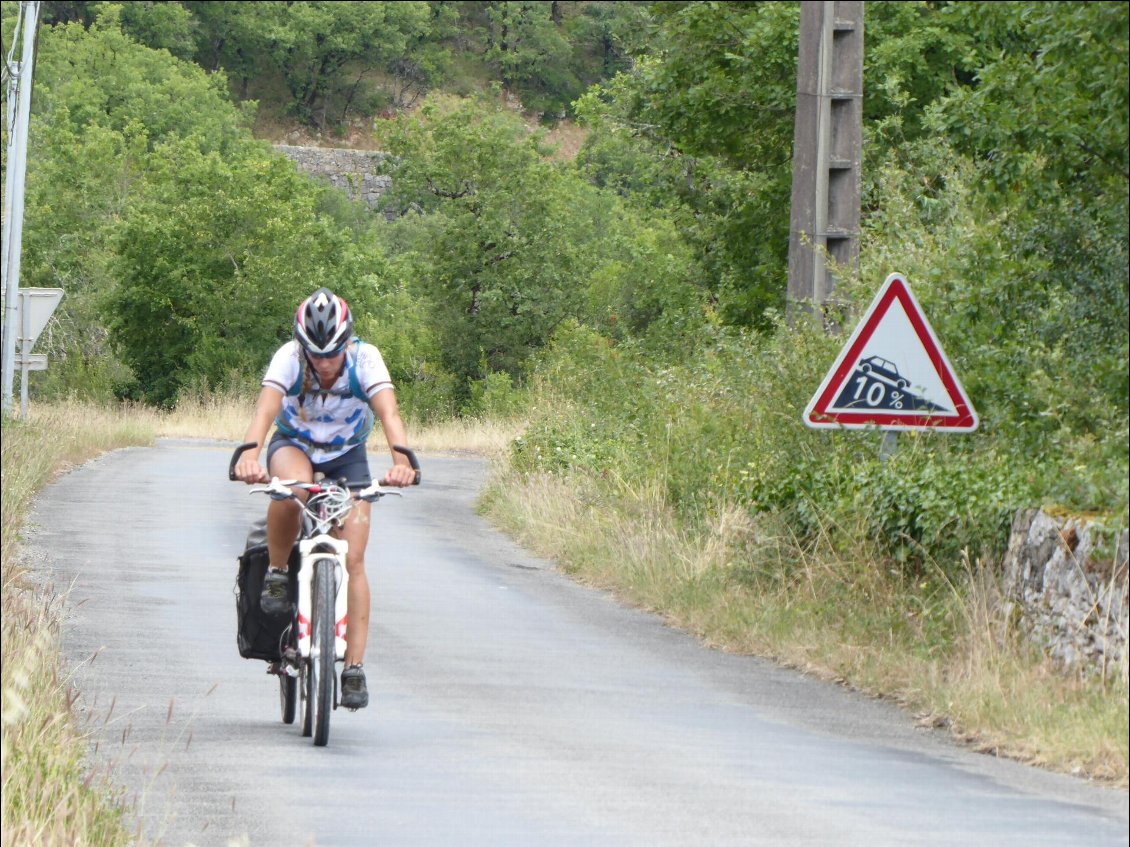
[12,287,62,418]
[2,1,42,417]
[803,273,978,441]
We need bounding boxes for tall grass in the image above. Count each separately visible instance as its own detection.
[2,403,157,846]
[161,387,524,456]
[481,467,1130,784]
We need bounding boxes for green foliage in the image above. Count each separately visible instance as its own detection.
[516,314,1042,579]
[518,0,1130,565]
[7,0,1126,577]
[375,94,701,392]
[107,0,198,59]
[463,369,526,419]
[108,139,385,405]
[10,10,256,400]
[261,1,433,126]
[573,2,802,327]
[33,9,252,151]
[931,1,1129,199]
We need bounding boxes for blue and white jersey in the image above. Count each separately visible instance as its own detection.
[263,340,393,462]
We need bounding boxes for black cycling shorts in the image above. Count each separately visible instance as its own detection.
[266,432,373,489]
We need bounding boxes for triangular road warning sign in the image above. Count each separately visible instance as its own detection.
[803,273,978,431]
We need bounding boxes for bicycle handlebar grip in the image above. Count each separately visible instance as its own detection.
[228,442,259,481]
[393,445,422,485]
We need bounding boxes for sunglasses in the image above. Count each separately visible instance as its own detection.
[307,349,344,360]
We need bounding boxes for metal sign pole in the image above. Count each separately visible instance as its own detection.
[1,1,40,417]
[879,430,898,462]
[20,285,31,417]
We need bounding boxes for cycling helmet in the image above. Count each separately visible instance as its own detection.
[295,288,353,356]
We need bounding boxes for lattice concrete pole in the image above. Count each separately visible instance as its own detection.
[787,1,863,323]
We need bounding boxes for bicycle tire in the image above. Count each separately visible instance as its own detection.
[311,557,336,746]
[301,663,313,737]
[279,672,297,724]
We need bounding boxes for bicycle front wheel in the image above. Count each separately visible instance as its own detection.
[279,672,297,725]
[309,557,337,747]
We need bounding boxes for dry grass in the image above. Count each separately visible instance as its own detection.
[156,391,525,458]
[540,120,589,162]
[481,468,1130,785]
[2,403,157,846]
[402,414,525,459]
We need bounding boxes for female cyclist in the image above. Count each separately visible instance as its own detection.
[232,287,416,709]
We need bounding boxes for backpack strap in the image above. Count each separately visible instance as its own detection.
[275,339,374,450]
[287,339,368,401]
[345,338,370,403]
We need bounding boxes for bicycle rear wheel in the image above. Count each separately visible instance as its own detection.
[309,557,337,746]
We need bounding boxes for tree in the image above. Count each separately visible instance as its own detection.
[375,95,698,386]
[10,7,255,396]
[256,1,433,128]
[932,1,1128,198]
[109,139,385,405]
[113,0,198,59]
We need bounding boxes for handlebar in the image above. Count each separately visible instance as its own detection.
[228,441,258,481]
[228,441,420,486]
[394,445,422,486]
[249,477,398,503]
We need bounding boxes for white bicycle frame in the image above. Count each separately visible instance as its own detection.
[252,477,397,669]
[233,440,417,746]
[296,534,348,661]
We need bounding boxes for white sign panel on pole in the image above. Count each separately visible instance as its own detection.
[18,287,63,345]
[803,273,978,432]
[16,353,47,370]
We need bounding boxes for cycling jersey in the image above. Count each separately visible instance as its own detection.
[262,340,393,462]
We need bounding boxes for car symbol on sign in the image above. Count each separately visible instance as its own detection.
[858,356,909,390]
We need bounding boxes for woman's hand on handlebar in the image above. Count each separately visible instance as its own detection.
[382,462,417,488]
[235,455,270,485]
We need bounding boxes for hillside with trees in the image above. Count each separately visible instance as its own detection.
[3,0,1127,811]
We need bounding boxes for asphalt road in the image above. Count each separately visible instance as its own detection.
[26,440,1129,846]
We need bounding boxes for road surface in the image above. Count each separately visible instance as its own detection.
[25,440,1129,846]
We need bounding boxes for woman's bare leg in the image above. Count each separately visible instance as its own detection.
[339,499,372,666]
[266,445,313,569]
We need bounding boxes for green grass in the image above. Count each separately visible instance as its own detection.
[481,466,1130,785]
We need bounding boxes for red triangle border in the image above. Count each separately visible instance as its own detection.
[804,274,978,431]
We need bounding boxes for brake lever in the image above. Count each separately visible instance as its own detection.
[249,477,299,501]
[356,483,403,502]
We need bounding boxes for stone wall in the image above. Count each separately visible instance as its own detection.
[274,144,392,210]
[1002,508,1128,682]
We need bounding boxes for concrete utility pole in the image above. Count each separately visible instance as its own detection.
[787,0,864,323]
[2,1,41,416]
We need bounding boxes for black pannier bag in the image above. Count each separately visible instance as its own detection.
[235,530,299,661]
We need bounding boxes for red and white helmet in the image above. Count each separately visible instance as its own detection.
[295,288,353,356]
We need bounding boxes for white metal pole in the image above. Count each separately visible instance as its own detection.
[1,1,40,417]
[2,71,19,298]
[20,290,30,417]
[2,2,25,290]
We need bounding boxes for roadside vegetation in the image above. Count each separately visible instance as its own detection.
[0,396,518,843]
[2,406,154,846]
[2,1,1127,839]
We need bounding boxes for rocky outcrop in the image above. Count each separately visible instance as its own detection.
[1002,508,1128,682]
[274,144,392,210]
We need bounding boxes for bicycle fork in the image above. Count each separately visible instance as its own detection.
[296,538,350,662]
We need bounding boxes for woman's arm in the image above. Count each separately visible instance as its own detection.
[234,386,284,483]
[370,389,415,487]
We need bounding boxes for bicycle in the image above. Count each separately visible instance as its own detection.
[228,442,420,746]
